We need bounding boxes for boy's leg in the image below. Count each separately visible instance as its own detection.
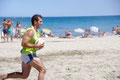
[28,58,46,80]
[6,62,31,79]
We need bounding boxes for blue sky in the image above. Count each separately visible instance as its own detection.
[0,0,120,17]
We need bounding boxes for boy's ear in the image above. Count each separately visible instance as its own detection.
[34,20,37,25]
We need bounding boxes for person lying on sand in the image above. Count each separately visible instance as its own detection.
[59,29,74,38]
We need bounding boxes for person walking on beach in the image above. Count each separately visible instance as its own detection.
[16,21,22,40]
[7,18,14,42]
[2,19,9,42]
[0,14,46,80]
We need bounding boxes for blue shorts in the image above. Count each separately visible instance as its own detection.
[21,54,38,64]
[8,28,13,36]
[3,29,8,34]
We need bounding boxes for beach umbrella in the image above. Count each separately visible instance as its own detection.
[42,28,51,34]
[74,28,85,33]
[90,26,99,32]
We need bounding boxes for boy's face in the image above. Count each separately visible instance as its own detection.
[36,17,43,29]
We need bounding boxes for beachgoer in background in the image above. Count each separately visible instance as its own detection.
[23,25,26,29]
[59,29,73,38]
[2,19,9,42]
[65,29,72,37]
[16,21,22,40]
[42,31,54,37]
[7,19,14,42]
[48,32,55,37]
[116,26,120,35]
[8,26,14,42]
[40,31,45,37]
[98,30,102,37]
[0,14,46,80]
[112,27,116,35]
[84,29,90,38]
[102,32,107,37]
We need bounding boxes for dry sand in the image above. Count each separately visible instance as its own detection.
[0,36,120,80]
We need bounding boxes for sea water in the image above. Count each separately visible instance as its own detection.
[0,16,120,36]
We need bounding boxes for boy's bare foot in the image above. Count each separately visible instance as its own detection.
[0,74,7,80]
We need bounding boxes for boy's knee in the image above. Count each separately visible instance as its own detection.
[21,74,29,79]
[39,67,46,74]
[42,68,46,73]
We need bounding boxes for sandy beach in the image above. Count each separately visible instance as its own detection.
[0,36,120,80]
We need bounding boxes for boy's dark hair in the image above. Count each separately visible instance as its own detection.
[31,14,43,25]
[3,19,6,21]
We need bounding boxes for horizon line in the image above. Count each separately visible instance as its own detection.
[0,14,120,17]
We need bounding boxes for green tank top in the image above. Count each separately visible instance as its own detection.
[21,26,40,55]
